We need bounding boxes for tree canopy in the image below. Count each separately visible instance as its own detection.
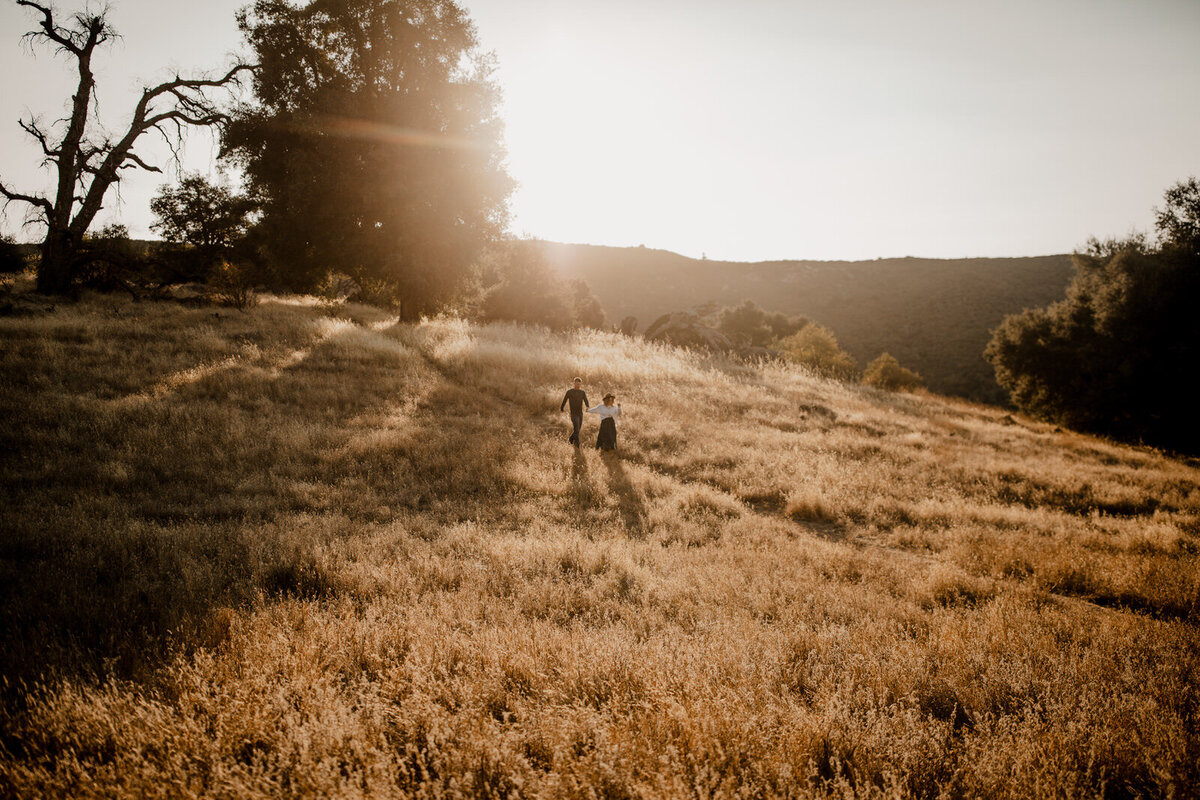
[986,178,1200,453]
[224,0,513,316]
[150,174,257,282]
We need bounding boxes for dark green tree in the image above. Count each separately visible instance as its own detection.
[150,174,257,281]
[224,0,513,316]
[718,299,806,347]
[1155,176,1200,252]
[986,178,1200,452]
[570,278,607,329]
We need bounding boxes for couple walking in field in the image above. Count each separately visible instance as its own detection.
[560,378,621,451]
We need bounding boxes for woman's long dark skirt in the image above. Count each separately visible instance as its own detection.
[595,417,617,451]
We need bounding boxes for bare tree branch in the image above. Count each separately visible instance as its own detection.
[147,110,229,129]
[75,139,110,174]
[119,151,160,173]
[67,64,253,241]
[0,178,53,217]
[16,0,81,54]
[17,117,59,161]
[145,64,256,101]
[16,0,114,56]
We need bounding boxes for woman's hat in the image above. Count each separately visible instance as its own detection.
[603,393,616,403]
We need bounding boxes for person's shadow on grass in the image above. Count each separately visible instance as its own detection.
[601,452,648,538]
[569,446,592,511]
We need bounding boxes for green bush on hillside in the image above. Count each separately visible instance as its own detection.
[777,322,858,380]
[717,299,806,347]
[863,352,924,391]
[570,277,607,329]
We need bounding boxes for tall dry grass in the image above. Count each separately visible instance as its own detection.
[1,293,1197,798]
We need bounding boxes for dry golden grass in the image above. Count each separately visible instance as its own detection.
[1,292,1198,798]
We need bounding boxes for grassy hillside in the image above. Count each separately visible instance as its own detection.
[1,292,1198,798]
[544,243,1075,403]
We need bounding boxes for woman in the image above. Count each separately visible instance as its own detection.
[587,393,621,451]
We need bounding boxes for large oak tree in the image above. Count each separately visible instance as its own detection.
[224,0,513,316]
[986,178,1200,453]
[0,1,251,294]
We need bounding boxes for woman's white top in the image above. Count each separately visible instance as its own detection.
[587,404,620,424]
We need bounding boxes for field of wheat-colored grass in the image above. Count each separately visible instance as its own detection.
[1,291,1197,799]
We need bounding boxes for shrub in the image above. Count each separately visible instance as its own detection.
[777,322,858,380]
[717,299,806,347]
[315,272,360,304]
[76,224,155,292]
[209,260,258,310]
[863,352,924,391]
[353,277,402,311]
[0,235,26,274]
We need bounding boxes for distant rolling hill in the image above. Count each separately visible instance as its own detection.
[544,242,1075,404]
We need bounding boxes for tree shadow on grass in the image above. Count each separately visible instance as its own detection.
[0,517,269,692]
[796,519,853,544]
[0,309,517,694]
[601,452,649,538]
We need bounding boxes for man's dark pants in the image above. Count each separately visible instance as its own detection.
[569,413,584,446]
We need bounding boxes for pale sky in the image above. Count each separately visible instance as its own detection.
[2,0,1198,261]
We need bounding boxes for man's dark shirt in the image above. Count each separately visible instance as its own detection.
[561,388,589,415]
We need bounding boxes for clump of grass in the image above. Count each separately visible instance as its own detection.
[786,488,840,524]
[915,565,996,609]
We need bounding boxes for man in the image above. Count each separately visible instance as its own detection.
[560,377,589,446]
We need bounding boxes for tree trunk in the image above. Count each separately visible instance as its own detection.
[36,229,76,295]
